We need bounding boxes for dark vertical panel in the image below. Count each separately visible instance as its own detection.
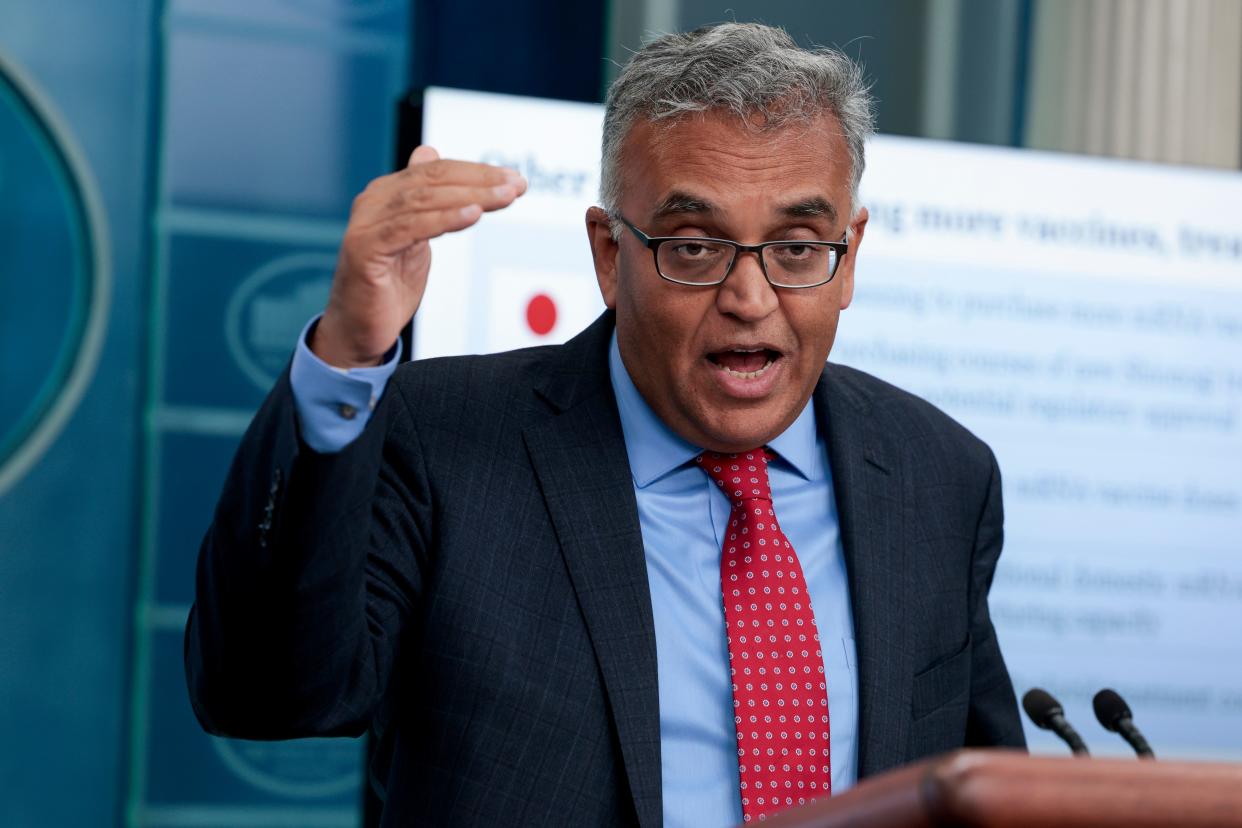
[411,0,607,102]
[675,0,931,137]
[953,0,1024,145]
[1010,0,1035,146]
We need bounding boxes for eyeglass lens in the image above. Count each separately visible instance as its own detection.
[657,240,838,286]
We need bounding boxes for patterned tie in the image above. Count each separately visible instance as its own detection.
[696,449,831,822]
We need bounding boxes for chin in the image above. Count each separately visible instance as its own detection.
[697,406,792,453]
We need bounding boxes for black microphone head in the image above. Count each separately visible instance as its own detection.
[1093,688,1133,732]
[1022,687,1065,729]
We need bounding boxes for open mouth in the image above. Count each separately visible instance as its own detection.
[706,347,783,379]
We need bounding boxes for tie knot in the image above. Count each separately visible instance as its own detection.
[696,449,773,502]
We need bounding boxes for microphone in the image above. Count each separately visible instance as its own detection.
[1022,688,1090,756]
[1093,688,1155,759]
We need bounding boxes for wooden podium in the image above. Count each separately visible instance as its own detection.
[760,750,1242,827]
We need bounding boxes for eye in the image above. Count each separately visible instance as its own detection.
[770,243,829,263]
[671,241,719,259]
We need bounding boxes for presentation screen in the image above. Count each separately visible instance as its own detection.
[419,86,1242,758]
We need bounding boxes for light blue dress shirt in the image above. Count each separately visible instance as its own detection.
[606,336,858,826]
[290,319,859,826]
[288,317,402,453]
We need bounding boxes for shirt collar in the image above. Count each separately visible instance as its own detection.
[608,332,819,488]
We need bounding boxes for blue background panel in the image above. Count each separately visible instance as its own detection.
[0,0,154,824]
[0,71,87,459]
[174,0,409,36]
[161,234,337,411]
[163,26,398,219]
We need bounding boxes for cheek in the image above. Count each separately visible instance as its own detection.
[617,255,663,318]
[787,301,843,364]
[617,272,664,345]
[619,277,706,364]
[616,278,684,385]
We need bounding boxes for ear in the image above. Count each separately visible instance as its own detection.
[585,206,620,309]
[837,206,868,310]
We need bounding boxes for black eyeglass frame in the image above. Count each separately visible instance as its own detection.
[616,215,849,289]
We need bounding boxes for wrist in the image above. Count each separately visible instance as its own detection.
[310,311,389,369]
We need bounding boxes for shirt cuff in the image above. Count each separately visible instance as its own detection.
[289,315,402,453]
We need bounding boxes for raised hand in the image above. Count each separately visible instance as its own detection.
[312,145,527,367]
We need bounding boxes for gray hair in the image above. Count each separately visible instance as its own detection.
[600,23,875,236]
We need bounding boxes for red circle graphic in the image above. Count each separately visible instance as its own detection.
[525,293,557,336]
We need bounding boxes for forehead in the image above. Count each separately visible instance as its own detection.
[619,110,851,214]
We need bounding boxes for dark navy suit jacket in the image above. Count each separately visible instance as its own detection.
[185,311,1025,826]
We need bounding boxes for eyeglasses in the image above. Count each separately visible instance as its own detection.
[616,215,848,289]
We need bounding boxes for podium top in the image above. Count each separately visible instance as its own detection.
[761,749,1242,828]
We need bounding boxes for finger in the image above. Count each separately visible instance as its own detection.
[350,160,525,225]
[405,158,524,188]
[354,174,526,227]
[365,204,484,256]
[369,183,522,222]
[408,144,440,167]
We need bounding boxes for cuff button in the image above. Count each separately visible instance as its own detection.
[339,403,358,420]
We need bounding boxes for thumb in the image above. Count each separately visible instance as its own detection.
[408,144,440,167]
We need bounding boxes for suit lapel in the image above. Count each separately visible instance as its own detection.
[523,314,662,827]
[814,366,913,777]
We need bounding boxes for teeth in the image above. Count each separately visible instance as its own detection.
[716,358,774,379]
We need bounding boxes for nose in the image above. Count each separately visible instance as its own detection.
[714,249,779,321]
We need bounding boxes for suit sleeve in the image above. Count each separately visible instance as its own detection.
[964,448,1027,748]
[184,367,429,739]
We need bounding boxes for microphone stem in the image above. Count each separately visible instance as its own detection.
[1118,718,1155,759]
[1049,713,1090,756]
[1066,731,1090,756]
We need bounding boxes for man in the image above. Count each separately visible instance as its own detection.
[186,22,1025,827]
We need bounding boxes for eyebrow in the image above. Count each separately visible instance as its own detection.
[650,192,840,226]
[779,196,838,224]
[651,191,718,220]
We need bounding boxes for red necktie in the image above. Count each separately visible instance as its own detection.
[696,449,831,822]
